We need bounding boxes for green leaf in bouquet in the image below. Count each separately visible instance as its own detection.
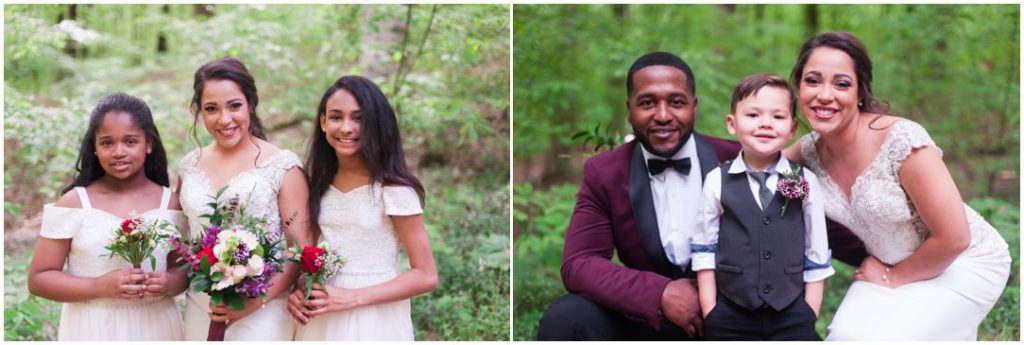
[149,256,157,271]
[305,275,314,299]
[191,276,210,292]
[200,256,211,275]
[210,291,223,306]
[224,293,246,311]
[210,271,223,282]
[214,185,230,199]
[253,244,264,257]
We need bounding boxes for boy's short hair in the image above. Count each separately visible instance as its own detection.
[730,74,794,114]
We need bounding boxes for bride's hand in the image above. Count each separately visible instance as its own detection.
[287,287,315,324]
[852,256,897,287]
[209,298,262,325]
[303,283,360,316]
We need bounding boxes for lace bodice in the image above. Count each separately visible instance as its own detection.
[800,120,1008,265]
[178,149,302,242]
[40,187,187,305]
[318,184,422,274]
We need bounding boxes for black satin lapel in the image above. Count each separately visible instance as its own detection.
[629,144,684,278]
[694,132,719,182]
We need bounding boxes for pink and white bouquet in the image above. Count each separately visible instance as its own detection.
[170,187,284,340]
[105,215,178,270]
[288,241,345,299]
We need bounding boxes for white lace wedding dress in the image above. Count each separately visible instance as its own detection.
[293,184,422,341]
[40,186,186,340]
[800,120,1010,340]
[178,149,302,341]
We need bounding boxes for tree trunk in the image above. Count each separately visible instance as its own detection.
[193,4,214,17]
[804,4,819,38]
[62,4,79,58]
[157,5,169,53]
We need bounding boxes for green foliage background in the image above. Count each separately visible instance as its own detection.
[3,4,509,340]
[512,4,1019,340]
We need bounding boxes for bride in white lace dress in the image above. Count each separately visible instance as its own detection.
[177,57,313,340]
[786,32,1010,340]
[287,76,437,340]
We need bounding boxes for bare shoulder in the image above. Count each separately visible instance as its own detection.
[53,189,83,208]
[255,139,284,157]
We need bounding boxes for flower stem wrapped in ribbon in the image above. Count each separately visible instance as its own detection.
[288,241,345,299]
[169,186,284,341]
[105,215,178,270]
[777,164,810,218]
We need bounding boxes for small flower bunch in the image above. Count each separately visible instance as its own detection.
[288,241,346,299]
[777,165,810,218]
[170,187,284,310]
[105,214,178,270]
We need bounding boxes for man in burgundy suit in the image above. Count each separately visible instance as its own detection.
[536,52,865,340]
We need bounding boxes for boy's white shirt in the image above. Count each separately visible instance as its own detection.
[682,150,835,283]
[641,135,702,267]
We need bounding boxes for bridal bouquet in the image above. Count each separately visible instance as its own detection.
[105,214,178,270]
[288,241,346,299]
[170,187,284,341]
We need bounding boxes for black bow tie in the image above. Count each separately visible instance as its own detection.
[647,157,692,175]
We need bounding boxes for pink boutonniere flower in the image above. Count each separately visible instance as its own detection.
[777,166,810,218]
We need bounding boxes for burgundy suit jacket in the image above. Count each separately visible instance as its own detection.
[560,133,867,330]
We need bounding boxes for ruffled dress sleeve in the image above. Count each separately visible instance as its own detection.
[382,186,423,216]
[40,204,82,239]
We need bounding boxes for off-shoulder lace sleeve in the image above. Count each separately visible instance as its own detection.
[177,149,200,176]
[267,150,303,190]
[40,204,81,239]
[799,131,824,174]
[886,120,943,164]
[382,186,423,216]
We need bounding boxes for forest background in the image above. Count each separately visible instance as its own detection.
[4,4,509,340]
[513,4,1019,340]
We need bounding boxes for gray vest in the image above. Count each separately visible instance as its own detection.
[716,160,805,311]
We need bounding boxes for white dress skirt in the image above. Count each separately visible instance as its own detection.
[292,184,421,341]
[41,186,186,341]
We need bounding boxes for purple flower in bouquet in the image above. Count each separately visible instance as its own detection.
[778,165,810,218]
[202,226,222,248]
[236,275,272,298]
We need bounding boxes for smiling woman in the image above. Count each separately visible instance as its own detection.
[176,57,313,341]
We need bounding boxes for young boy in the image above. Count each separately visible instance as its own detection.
[689,74,834,340]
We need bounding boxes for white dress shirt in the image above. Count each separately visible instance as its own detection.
[644,135,702,267]
[689,151,835,282]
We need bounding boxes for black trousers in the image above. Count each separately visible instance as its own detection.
[703,294,820,341]
[536,293,696,341]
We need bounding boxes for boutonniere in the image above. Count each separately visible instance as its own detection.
[777,165,810,218]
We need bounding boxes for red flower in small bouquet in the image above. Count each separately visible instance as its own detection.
[105,215,178,270]
[778,165,810,218]
[170,186,284,341]
[289,241,345,299]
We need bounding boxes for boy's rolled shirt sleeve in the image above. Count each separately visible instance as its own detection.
[800,171,836,282]
[689,167,723,271]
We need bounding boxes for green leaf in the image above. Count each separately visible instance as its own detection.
[200,254,212,273]
[224,293,246,311]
